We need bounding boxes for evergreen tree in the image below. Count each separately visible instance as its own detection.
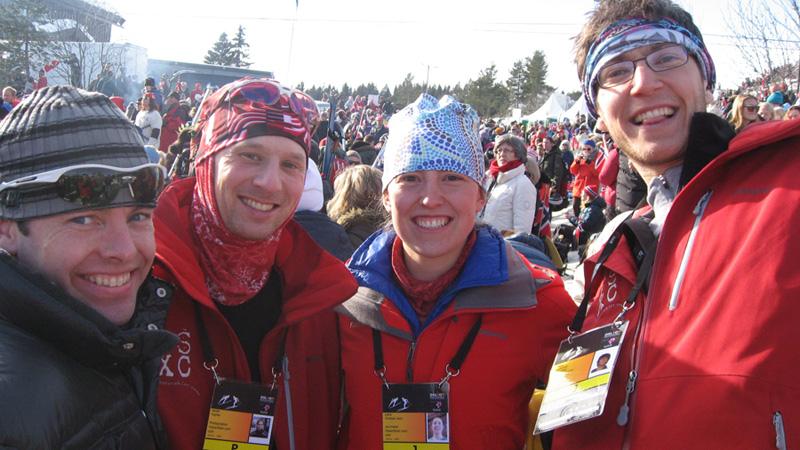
[204,32,234,66]
[392,73,424,109]
[0,0,53,89]
[525,50,553,110]
[229,25,252,68]
[354,84,369,96]
[451,83,463,100]
[506,50,553,114]
[506,59,529,110]
[380,85,392,99]
[463,64,509,118]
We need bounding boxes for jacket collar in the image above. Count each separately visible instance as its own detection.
[679,112,736,190]
[343,226,547,337]
[0,251,177,370]
[495,163,526,184]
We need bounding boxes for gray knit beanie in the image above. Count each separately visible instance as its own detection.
[0,85,153,220]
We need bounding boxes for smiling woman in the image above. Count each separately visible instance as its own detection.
[478,134,537,232]
[336,93,577,449]
[728,93,759,134]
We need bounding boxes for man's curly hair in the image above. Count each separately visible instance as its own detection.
[573,0,704,84]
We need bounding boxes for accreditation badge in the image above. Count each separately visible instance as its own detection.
[533,322,629,434]
[382,383,450,449]
[202,379,278,450]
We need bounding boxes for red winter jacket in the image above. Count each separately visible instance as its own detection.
[159,102,188,152]
[570,157,600,198]
[598,146,619,208]
[554,117,800,449]
[153,178,358,450]
[337,228,576,449]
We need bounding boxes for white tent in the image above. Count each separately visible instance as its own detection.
[560,94,590,123]
[522,92,573,123]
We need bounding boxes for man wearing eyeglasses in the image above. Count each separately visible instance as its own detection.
[152,78,358,450]
[0,86,176,448]
[552,0,800,448]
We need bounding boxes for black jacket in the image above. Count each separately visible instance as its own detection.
[333,207,387,249]
[350,141,378,166]
[540,149,566,187]
[293,210,356,261]
[0,251,178,449]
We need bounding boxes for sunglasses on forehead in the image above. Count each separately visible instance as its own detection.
[0,163,166,208]
[213,79,320,134]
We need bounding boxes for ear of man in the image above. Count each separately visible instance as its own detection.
[0,220,22,255]
[594,117,607,132]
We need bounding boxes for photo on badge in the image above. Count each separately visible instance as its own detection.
[589,348,619,376]
[426,413,449,443]
[248,414,272,444]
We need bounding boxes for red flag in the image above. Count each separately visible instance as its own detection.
[535,184,552,240]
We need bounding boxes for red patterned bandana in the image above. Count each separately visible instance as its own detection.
[191,157,283,306]
[195,78,319,164]
[189,78,319,306]
[392,230,477,323]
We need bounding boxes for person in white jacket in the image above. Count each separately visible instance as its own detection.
[479,134,537,232]
[135,94,162,148]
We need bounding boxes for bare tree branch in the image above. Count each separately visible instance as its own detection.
[723,0,800,86]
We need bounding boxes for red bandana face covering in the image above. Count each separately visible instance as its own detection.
[190,78,319,306]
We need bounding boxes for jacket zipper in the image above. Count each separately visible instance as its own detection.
[774,412,786,450]
[283,355,295,450]
[616,370,638,426]
[620,190,713,448]
[405,341,418,382]
[402,305,537,383]
[668,190,712,310]
[620,238,660,449]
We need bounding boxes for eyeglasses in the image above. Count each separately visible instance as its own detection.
[597,45,690,88]
[211,79,320,135]
[0,163,166,207]
[744,105,759,112]
[347,159,360,165]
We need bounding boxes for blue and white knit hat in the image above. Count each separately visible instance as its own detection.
[381,94,485,190]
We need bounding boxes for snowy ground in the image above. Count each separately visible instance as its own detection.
[549,206,586,305]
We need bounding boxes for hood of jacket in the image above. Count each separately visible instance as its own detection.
[0,251,177,370]
[585,196,607,209]
[335,206,388,231]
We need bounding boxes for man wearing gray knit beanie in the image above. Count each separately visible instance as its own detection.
[0,85,177,449]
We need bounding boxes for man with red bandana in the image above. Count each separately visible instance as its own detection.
[153,78,358,450]
[553,0,800,448]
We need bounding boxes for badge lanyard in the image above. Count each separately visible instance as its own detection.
[534,218,657,434]
[570,216,657,337]
[372,314,483,448]
[194,302,288,449]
